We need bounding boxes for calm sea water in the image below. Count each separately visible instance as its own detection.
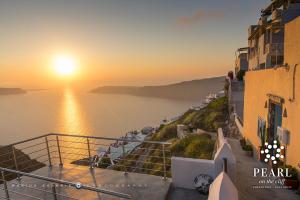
[0,89,201,145]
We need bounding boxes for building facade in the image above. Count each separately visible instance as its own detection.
[248,0,300,70]
[235,47,249,75]
[243,16,300,169]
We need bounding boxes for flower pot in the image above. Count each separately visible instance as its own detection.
[258,146,266,161]
[244,150,253,157]
[284,179,300,190]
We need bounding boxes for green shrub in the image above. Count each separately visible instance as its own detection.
[242,144,253,152]
[240,137,246,147]
[236,70,246,81]
[170,134,215,160]
[98,157,112,168]
[151,123,177,141]
[183,97,228,132]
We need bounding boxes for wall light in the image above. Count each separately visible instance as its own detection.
[283,108,288,118]
[264,101,268,108]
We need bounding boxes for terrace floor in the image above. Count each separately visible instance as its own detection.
[166,185,207,200]
[0,164,171,200]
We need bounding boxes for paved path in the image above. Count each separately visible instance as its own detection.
[228,138,300,200]
[230,81,244,122]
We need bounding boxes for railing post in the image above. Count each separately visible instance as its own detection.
[87,138,92,168]
[223,158,228,173]
[121,142,128,175]
[45,136,52,167]
[12,145,20,180]
[56,135,63,167]
[1,171,10,199]
[162,144,167,180]
[51,184,58,200]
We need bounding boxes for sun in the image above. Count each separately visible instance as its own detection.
[53,55,77,76]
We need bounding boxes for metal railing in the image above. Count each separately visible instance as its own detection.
[0,167,131,199]
[0,133,171,199]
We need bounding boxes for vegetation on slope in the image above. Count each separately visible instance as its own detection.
[177,96,228,132]
[111,97,228,177]
[170,134,215,159]
[149,96,228,143]
[73,97,228,178]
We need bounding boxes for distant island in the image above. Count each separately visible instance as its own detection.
[0,88,26,95]
[91,76,225,101]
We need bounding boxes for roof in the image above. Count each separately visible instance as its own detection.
[237,47,249,52]
[261,0,300,16]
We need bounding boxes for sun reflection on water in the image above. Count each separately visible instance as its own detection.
[60,88,89,135]
[56,88,92,163]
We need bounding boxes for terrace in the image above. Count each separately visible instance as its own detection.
[0,133,172,199]
[0,130,238,200]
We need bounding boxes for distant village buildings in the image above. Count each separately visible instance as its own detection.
[233,0,300,171]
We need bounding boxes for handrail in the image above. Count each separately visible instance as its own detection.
[0,167,132,199]
[6,134,50,147]
[49,133,172,145]
[1,132,171,184]
[5,133,171,147]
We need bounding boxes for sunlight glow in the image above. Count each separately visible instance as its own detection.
[53,55,77,76]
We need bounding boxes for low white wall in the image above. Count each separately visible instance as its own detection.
[208,172,238,200]
[214,142,236,183]
[171,128,237,189]
[234,114,244,136]
[217,128,227,148]
[214,128,236,183]
[171,157,215,189]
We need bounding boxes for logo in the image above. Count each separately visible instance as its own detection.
[260,140,284,164]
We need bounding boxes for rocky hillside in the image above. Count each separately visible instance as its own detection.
[91,76,225,101]
[0,88,26,95]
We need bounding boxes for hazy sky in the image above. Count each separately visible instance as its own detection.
[0,0,269,88]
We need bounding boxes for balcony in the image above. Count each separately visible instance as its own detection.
[0,131,240,200]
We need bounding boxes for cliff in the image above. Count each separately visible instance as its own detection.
[91,76,225,101]
[0,88,26,95]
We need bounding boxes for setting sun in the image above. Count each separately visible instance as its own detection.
[53,55,77,76]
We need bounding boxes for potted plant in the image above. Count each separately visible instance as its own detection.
[240,137,246,147]
[258,125,266,162]
[242,144,253,157]
[281,165,299,190]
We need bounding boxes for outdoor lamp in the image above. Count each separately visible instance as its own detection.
[264,101,268,108]
[283,108,288,118]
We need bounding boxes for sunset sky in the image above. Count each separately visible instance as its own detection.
[0,0,268,88]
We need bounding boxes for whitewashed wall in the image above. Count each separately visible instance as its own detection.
[171,128,236,189]
[208,172,238,200]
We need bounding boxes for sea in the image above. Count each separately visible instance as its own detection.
[0,88,203,145]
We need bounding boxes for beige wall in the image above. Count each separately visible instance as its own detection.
[285,16,300,65]
[243,17,300,169]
